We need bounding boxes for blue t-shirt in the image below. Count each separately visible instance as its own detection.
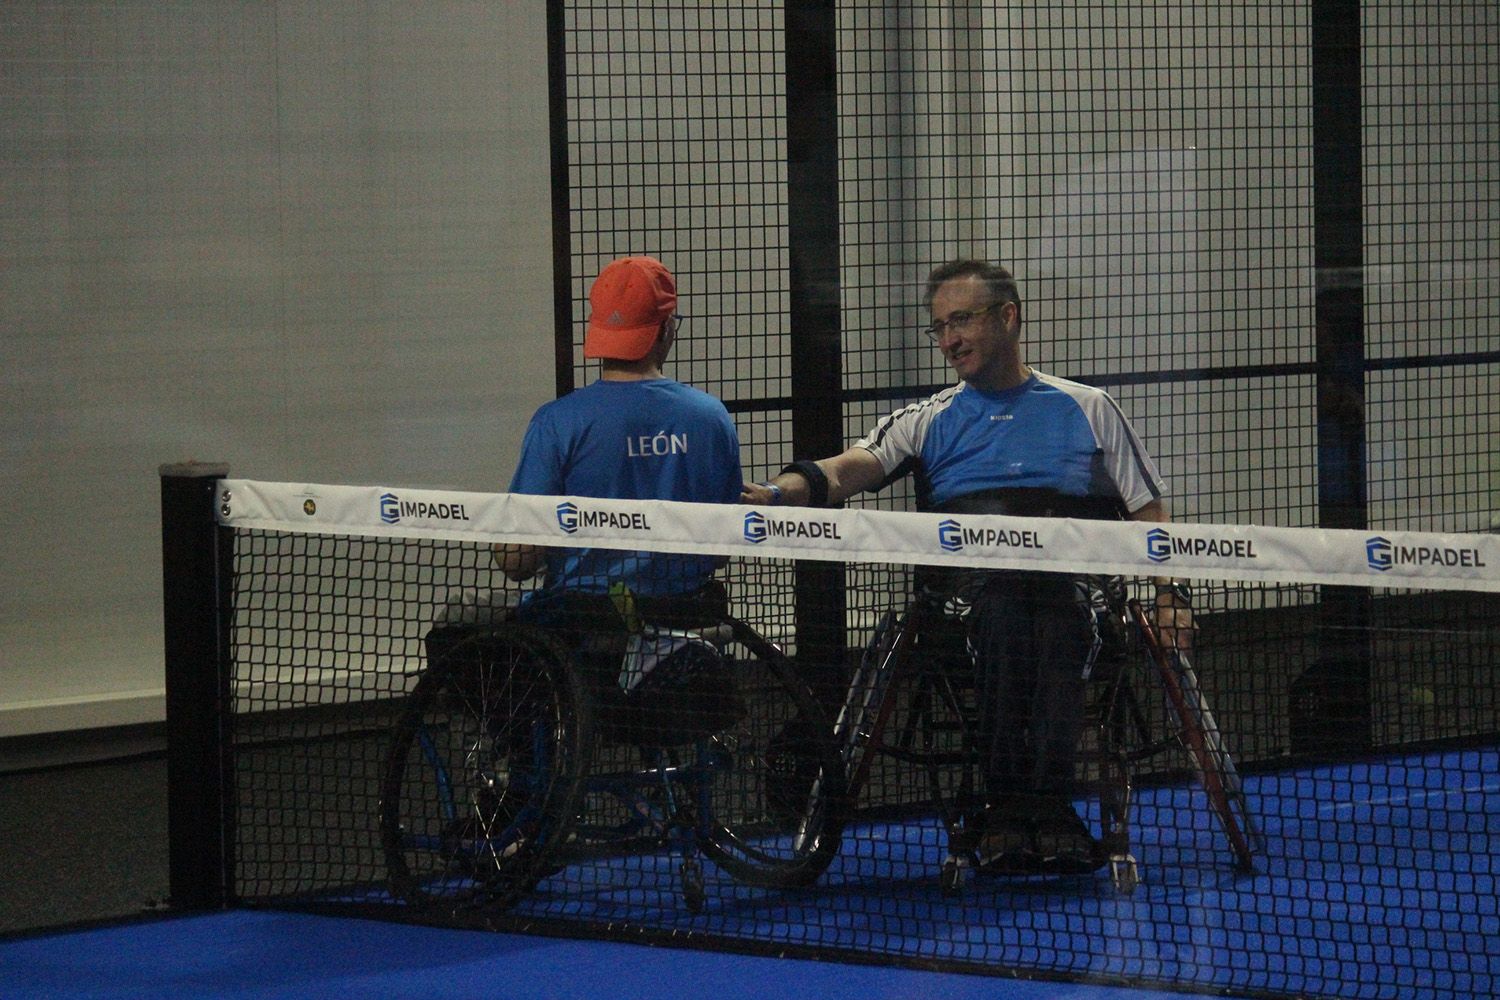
[509,377,742,596]
[856,371,1165,512]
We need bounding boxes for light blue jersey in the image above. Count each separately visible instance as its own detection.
[855,371,1164,513]
[510,377,742,596]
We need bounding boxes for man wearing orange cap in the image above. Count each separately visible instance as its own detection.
[498,256,742,603]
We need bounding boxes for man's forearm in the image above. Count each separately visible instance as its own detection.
[745,448,885,508]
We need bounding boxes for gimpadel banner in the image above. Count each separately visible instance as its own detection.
[216,479,1500,593]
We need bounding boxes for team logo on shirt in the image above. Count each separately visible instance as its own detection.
[936,518,1043,553]
[1365,535,1485,572]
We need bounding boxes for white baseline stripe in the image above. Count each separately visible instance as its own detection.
[215,480,1500,593]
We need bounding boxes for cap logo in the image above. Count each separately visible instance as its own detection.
[608,309,625,326]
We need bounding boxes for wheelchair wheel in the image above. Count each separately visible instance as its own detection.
[910,646,985,845]
[837,608,916,797]
[1128,600,1261,873]
[380,625,592,918]
[697,620,848,888]
[1162,649,1260,871]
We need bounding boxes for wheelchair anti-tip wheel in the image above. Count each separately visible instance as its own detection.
[380,625,592,919]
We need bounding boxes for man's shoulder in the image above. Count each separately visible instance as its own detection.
[1030,370,1117,408]
[645,380,734,427]
[888,382,965,418]
[661,377,730,406]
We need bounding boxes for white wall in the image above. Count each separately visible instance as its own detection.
[1,2,555,736]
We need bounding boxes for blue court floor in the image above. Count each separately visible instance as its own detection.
[1,909,1220,1000]
[8,748,1490,999]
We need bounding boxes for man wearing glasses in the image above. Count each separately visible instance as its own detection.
[500,255,742,603]
[744,258,1191,874]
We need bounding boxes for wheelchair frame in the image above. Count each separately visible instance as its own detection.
[378,616,848,920]
[830,580,1261,896]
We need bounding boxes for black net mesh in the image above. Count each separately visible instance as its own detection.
[220,513,1500,998]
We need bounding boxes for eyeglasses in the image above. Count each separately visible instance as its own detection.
[671,314,685,333]
[921,300,1005,343]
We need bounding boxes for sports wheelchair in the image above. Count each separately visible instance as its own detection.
[378,591,848,921]
[831,572,1260,896]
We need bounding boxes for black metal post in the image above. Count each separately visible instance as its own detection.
[1292,0,1372,755]
[546,0,577,398]
[785,0,847,700]
[159,462,235,909]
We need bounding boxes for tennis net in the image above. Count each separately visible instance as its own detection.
[162,471,1500,999]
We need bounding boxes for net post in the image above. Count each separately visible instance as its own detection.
[785,0,847,703]
[159,461,235,910]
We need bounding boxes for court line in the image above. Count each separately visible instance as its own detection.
[1319,783,1500,813]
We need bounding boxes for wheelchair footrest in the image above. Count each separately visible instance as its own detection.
[976,848,1108,877]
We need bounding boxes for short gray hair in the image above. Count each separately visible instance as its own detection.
[923,259,1023,324]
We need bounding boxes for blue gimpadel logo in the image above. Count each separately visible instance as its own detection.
[379,492,400,525]
[1146,527,1172,564]
[556,501,580,534]
[1366,536,1392,572]
[743,510,767,544]
[937,519,963,553]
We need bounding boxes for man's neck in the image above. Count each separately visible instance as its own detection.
[599,361,664,381]
[966,363,1032,393]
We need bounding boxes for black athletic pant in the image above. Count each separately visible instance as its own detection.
[966,572,1104,802]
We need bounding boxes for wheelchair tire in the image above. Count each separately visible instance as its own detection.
[1162,652,1261,872]
[698,620,848,888]
[838,609,914,798]
[1128,600,1260,873]
[380,624,592,918]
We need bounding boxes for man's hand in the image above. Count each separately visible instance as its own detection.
[1152,593,1195,653]
[494,542,543,581]
[740,481,781,505]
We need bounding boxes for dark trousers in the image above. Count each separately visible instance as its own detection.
[966,573,1102,801]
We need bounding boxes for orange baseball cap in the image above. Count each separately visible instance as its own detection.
[583,256,678,361]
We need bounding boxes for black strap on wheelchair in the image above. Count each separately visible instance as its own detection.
[930,486,1126,520]
[780,459,830,507]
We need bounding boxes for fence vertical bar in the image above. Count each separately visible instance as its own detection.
[546,0,576,399]
[1293,0,1373,755]
[785,0,847,700]
[159,462,235,909]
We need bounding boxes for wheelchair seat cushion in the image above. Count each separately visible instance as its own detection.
[596,639,746,747]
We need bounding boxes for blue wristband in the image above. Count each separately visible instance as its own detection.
[759,481,783,506]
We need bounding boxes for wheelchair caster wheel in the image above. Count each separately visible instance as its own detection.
[940,857,967,897]
[1110,854,1139,895]
[680,859,705,913]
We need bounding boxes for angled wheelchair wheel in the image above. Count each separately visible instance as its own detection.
[380,624,592,918]
[1129,600,1261,873]
[697,619,848,888]
[837,608,918,798]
